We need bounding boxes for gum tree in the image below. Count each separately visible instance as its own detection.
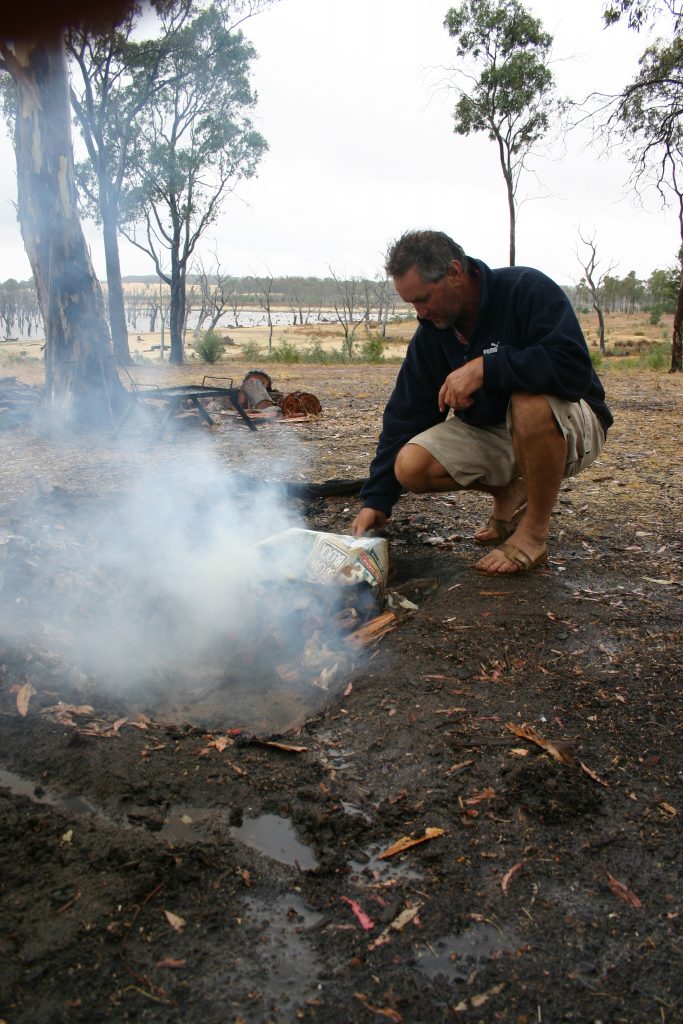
[604,2,683,370]
[121,3,267,364]
[444,0,559,265]
[0,31,127,425]
[66,11,183,365]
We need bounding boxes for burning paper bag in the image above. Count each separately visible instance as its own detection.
[258,528,389,608]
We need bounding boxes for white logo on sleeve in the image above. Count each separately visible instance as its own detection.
[483,341,500,355]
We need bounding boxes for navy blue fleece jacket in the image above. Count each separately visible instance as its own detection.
[360,259,613,516]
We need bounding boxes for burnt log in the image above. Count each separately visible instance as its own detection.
[277,391,322,417]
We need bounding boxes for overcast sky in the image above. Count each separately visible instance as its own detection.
[0,0,676,286]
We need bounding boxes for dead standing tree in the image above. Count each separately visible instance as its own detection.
[328,267,367,359]
[576,229,618,354]
[255,274,275,353]
[0,35,125,426]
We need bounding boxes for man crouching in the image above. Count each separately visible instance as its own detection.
[351,229,612,576]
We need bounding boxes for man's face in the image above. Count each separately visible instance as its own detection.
[393,262,464,329]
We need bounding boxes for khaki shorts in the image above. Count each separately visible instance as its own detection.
[410,396,606,488]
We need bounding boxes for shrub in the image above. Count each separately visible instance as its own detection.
[590,349,603,369]
[639,343,669,371]
[270,338,300,363]
[193,329,225,363]
[358,334,385,363]
[240,339,262,360]
[649,306,663,325]
[303,338,329,363]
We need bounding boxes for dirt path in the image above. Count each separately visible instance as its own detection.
[0,361,681,1023]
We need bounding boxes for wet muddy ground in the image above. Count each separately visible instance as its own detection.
[0,361,681,1023]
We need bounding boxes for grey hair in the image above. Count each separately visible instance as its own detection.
[385,230,470,281]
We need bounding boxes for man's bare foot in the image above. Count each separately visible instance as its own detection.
[473,478,527,544]
[474,525,547,575]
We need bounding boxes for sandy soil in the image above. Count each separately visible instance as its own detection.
[0,356,681,1023]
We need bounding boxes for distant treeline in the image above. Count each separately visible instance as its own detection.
[0,266,679,341]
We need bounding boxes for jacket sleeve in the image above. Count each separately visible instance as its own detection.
[482,272,594,401]
[360,331,448,516]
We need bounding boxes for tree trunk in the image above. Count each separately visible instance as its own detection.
[168,260,185,365]
[671,260,683,372]
[595,303,606,354]
[6,36,125,426]
[101,193,132,365]
[507,185,516,267]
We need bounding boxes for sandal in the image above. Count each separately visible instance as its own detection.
[475,541,548,576]
[474,504,527,546]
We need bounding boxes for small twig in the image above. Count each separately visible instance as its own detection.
[119,882,164,955]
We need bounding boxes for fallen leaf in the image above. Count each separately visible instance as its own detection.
[16,682,36,717]
[341,896,374,930]
[464,787,496,805]
[501,862,523,894]
[658,802,678,816]
[260,741,307,753]
[354,992,403,1022]
[388,903,421,932]
[378,827,446,860]
[642,577,677,585]
[607,873,643,908]
[365,901,422,950]
[209,736,232,752]
[164,910,186,932]
[445,760,474,776]
[42,703,94,716]
[454,982,506,1013]
[506,723,574,764]
[155,958,187,969]
[580,761,609,787]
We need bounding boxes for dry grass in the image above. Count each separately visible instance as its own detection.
[0,309,674,375]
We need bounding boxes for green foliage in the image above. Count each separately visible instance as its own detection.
[640,342,670,370]
[240,339,262,361]
[444,0,559,264]
[603,0,681,31]
[303,338,330,363]
[590,349,603,369]
[192,329,225,363]
[358,334,386,363]
[648,267,679,313]
[270,338,300,363]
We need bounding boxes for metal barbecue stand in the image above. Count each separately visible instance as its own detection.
[114,375,257,438]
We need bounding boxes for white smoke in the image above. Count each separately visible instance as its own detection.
[1,432,363,729]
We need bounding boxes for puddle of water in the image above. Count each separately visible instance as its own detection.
[226,894,323,1018]
[158,806,213,843]
[348,845,423,882]
[0,768,103,819]
[417,923,520,982]
[1,768,319,871]
[160,806,319,870]
[231,813,318,870]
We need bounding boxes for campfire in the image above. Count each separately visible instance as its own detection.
[0,463,395,737]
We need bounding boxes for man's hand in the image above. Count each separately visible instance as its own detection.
[351,507,387,537]
[438,356,484,413]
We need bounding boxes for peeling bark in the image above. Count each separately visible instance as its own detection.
[2,36,125,426]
